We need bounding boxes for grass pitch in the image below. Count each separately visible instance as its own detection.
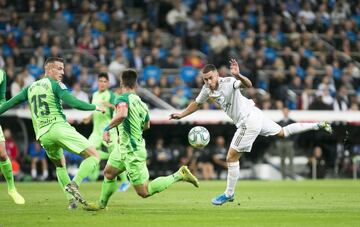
[0,180,359,227]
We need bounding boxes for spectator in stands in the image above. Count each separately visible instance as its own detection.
[308,146,326,179]
[212,136,227,179]
[108,53,127,77]
[209,26,229,67]
[21,67,35,88]
[11,74,24,98]
[154,137,172,176]
[171,88,189,109]
[28,141,48,181]
[71,82,89,103]
[129,47,143,71]
[309,87,333,110]
[160,54,178,69]
[184,50,205,69]
[197,146,214,180]
[276,107,296,179]
[4,129,17,162]
[333,85,349,111]
[166,0,188,36]
[186,8,204,50]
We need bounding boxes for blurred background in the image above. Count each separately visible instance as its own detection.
[0,0,360,183]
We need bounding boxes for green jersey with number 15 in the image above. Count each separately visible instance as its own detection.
[27,77,71,139]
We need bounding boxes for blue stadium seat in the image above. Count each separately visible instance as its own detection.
[27,64,44,79]
[142,65,161,83]
[180,66,199,85]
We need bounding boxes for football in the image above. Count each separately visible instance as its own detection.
[188,126,210,148]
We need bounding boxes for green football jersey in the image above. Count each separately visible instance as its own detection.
[0,76,96,140]
[27,77,69,139]
[116,92,149,152]
[91,89,116,133]
[0,69,7,105]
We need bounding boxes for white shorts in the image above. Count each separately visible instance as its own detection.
[230,107,281,153]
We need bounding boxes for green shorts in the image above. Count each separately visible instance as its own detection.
[39,122,91,160]
[88,129,118,154]
[0,125,4,142]
[108,148,149,186]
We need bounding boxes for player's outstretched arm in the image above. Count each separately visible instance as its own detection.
[169,101,201,120]
[105,102,128,131]
[0,87,28,115]
[60,92,97,111]
[229,59,252,88]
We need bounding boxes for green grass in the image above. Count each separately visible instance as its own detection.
[0,180,359,227]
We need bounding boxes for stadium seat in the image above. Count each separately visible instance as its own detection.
[180,66,198,86]
[142,65,161,83]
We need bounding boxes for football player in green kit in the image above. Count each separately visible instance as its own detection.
[85,69,199,211]
[0,68,25,205]
[84,72,129,191]
[0,57,105,209]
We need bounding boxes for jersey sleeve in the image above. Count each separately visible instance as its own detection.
[232,79,241,89]
[0,86,29,115]
[109,91,117,116]
[109,91,117,105]
[195,85,210,104]
[115,95,129,108]
[145,112,150,122]
[0,69,7,105]
[52,81,96,111]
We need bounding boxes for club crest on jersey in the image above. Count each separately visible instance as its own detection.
[59,82,67,89]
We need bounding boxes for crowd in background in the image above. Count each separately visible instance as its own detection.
[0,0,360,110]
[0,0,360,180]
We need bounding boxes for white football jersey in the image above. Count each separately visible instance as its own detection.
[195,77,255,128]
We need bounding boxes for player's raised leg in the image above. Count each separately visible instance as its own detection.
[99,165,122,209]
[146,165,199,196]
[279,122,332,138]
[65,146,99,206]
[51,156,78,209]
[0,127,24,205]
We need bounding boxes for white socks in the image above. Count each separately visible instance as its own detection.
[224,161,239,197]
[31,169,37,179]
[283,123,318,137]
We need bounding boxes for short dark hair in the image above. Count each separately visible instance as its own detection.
[44,57,64,66]
[121,69,138,89]
[202,64,217,74]
[98,72,109,80]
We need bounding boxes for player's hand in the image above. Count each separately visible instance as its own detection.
[103,131,111,143]
[96,105,106,113]
[82,116,92,124]
[229,59,240,76]
[169,113,182,120]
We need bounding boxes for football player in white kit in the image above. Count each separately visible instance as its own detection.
[169,59,332,205]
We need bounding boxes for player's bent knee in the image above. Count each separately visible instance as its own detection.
[104,170,116,180]
[136,190,149,198]
[135,185,150,198]
[51,159,65,167]
[82,147,100,160]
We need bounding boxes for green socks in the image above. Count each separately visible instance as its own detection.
[119,171,127,183]
[73,156,99,186]
[100,176,118,206]
[0,158,15,191]
[147,173,181,196]
[56,167,72,200]
[99,151,109,160]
